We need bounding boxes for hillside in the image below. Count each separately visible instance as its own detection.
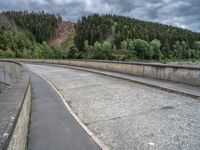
[75,14,200,53]
[3,11,61,42]
[49,21,75,46]
[0,11,66,58]
[0,11,200,61]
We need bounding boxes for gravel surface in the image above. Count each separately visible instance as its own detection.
[27,64,200,150]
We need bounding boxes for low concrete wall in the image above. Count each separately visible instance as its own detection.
[0,60,22,85]
[19,59,200,87]
[0,60,31,150]
[7,84,31,150]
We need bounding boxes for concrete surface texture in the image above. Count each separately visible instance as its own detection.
[27,64,200,150]
[28,73,101,150]
[0,60,31,150]
[0,60,22,85]
[0,82,8,93]
[47,64,200,98]
[19,59,200,86]
[167,61,200,67]
[7,84,31,150]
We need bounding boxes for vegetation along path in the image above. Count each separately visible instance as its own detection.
[27,64,200,150]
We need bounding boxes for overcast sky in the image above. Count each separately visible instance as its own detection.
[0,0,199,32]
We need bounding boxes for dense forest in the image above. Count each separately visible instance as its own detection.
[75,14,200,60]
[3,11,62,42]
[0,11,65,58]
[0,11,200,61]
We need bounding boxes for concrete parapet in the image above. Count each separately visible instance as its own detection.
[0,60,31,150]
[19,59,200,87]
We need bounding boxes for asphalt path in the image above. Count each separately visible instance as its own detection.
[28,72,101,150]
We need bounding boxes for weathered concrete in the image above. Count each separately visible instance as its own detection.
[0,82,8,93]
[28,72,101,150]
[18,59,200,86]
[0,60,31,150]
[39,64,200,99]
[0,60,22,85]
[27,64,200,150]
[7,84,31,150]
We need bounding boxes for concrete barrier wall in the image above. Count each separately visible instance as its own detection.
[7,84,31,150]
[0,60,22,85]
[19,59,200,86]
[0,60,31,150]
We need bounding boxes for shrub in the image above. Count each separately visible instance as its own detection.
[41,42,54,58]
[0,49,15,58]
[53,46,65,58]
[150,39,162,60]
[87,41,114,60]
[33,43,43,58]
[67,46,82,59]
[133,39,151,59]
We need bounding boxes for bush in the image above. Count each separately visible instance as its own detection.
[67,46,82,59]
[0,30,32,51]
[194,41,200,50]
[133,39,152,59]
[121,40,128,50]
[150,39,162,60]
[41,42,54,58]
[0,49,15,58]
[33,43,43,58]
[86,41,114,60]
[53,46,65,58]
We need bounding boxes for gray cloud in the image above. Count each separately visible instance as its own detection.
[0,0,199,32]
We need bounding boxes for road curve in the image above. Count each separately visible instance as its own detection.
[28,72,101,150]
[27,64,200,150]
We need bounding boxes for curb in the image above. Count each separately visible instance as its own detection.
[38,74,109,150]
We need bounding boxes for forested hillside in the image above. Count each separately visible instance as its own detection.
[0,11,66,58]
[75,14,200,60]
[0,11,200,61]
[3,11,62,42]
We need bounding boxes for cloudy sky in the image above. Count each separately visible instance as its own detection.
[0,0,199,32]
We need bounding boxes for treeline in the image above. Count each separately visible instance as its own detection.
[66,39,200,61]
[0,11,67,59]
[3,11,62,42]
[0,29,66,58]
[75,14,200,59]
[0,11,200,61]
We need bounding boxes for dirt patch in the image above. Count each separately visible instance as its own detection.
[49,21,75,46]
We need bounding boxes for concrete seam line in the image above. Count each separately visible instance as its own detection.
[38,74,109,150]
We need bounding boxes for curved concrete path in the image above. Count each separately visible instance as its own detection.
[27,64,200,150]
[28,73,101,150]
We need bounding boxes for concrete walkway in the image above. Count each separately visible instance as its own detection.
[27,64,200,150]
[28,73,101,150]
[54,64,200,99]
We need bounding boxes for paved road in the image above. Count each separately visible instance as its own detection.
[27,64,200,150]
[28,72,101,150]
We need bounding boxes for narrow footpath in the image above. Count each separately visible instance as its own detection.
[28,73,101,150]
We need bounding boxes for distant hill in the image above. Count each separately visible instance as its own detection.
[0,11,199,60]
[1,11,75,50]
[75,14,200,55]
[0,11,75,59]
[2,11,61,42]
